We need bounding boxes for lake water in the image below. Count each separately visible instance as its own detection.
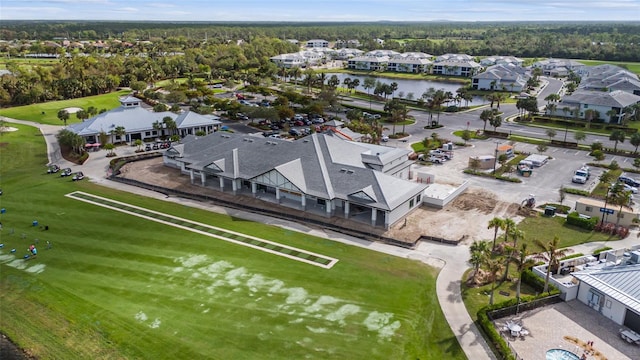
[325,73,488,105]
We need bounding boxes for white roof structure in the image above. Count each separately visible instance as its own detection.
[67,96,220,137]
[572,265,640,313]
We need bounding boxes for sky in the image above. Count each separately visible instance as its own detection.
[1,0,640,22]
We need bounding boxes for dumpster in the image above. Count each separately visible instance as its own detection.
[544,206,556,216]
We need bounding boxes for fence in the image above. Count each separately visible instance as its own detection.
[487,295,562,320]
[110,174,419,249]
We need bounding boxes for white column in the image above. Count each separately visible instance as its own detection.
[200,172,206,186]
[275,188,281,202]
[344,201,350,217]
[384,212,390,229]
[219,177,224,190]
[189,169,194,184]
[301,195,306,209]
[325,199,332,215]
[371,208,377,225]
[251,182,257,197]
[232,179,238,193]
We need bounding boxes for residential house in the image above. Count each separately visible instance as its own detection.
[387,56,432,74]
[551,90,640,123]
[431,60,481,77]
[574,197,639,227]
[347,55,390,71]
[335,39,361,49]
[67,95,221,144]
[531,58,586,77]
[472,64,530,92]
[163,132,427,229]
[435,53,475,62]
[334,48,364,60]
[305,39,329,48]
[365,49,400,58]
[579,64,640,96]
[480,55,524,67]
[572,264,640,333]
[270,51,324,68]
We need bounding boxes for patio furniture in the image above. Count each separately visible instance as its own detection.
[620,328,640,345]
[506,321,522,337]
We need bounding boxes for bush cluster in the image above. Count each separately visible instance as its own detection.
[566,211,598,230]
[562,188,590,196]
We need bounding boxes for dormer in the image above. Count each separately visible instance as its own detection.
[120,96,141,108]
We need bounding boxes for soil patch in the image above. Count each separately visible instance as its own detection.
[63,107,83,114]
[0,333,34,360]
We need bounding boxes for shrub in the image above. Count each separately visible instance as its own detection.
[560,253,584,261]
[566,211,598,230]
[593,247,612,255]
[591,149,605,160]
[563,188,590,196]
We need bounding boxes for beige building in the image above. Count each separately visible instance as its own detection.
[574,197,638,227]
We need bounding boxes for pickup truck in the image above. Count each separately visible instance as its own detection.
[418,154,446,164]
[572,167,590,184]
[429,149,453,160]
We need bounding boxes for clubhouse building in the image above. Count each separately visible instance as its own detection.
[163,132,427,228]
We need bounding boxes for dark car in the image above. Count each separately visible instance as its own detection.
[152,143,159,150]
[145,144,152,151]
[60,168,72,177]
[289,129,301,137]
[47,165,60,174]
[72,172,84,181]
[619,175,640,188]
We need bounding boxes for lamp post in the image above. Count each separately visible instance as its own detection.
[493,141,500,174]
[563,123,569,143]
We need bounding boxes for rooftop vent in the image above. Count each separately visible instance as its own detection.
[346,170,354,174]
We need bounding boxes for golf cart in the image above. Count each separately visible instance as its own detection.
[60,168,72,177]
[72,172,84,181]
[47,164,60,174]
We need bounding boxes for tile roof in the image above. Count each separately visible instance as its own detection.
[572,264,640,313]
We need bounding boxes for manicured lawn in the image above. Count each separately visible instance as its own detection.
[0,58,59,69]
[0,90,130,125]
[461,268,539,322]
[0,124,464,359]
[516,214,617,249]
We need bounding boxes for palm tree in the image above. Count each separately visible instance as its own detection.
[502,218,516,244]
[574,130,586,146]
[134,139,143,152]
[486,258,504,305]
[57,109,70,126]
[469,240,491,282]
[609,129,626,153]
[487,217,505,251]
[342,77,352,93]
[512,244,535,314]
[534,236,571,294]
[606,109,619,124]
[609,182,632,227]
[163,116,177,137]
[630,132,640,154]
[363,77,376,109]
[479,109,493,131]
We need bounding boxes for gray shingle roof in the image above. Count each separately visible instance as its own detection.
[573,264,640,313]
[172,132,426,210]
[560,90,640,108]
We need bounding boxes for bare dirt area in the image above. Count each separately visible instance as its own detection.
[386,189,525,245]
[119,158,527,245]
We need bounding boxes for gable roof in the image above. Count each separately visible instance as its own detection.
[560,90,640,108]
[171,132,426,210]
[572,264,640,313]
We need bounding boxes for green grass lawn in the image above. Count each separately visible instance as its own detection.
[0,90,130,125]
[516,214,617,249]
[0,124,464,359]
[461,268,539,322]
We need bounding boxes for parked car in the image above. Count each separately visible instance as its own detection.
[293,120,304,126]
[72,172,84,181]
[47,164,60,174]
[152,143,159,150]
[60,168,72,177]
[619,175,640,188]
[145,144,152,151]
[211,83,223,89]
[572,167,590,184]
[381,135,389,142]
[289,129,301,137]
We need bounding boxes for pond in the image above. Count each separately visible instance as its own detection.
[324,72,489,105]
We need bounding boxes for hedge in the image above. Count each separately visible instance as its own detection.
[593,247,613,255]
[563,187,590,196]
[560,253,584,261]
[566,211,598,230]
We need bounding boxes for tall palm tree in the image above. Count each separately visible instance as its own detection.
[534,236,571,294]
[609,129,626,153]
[163,116,177,137]
[502,218,516,244]
[479,109,493,131]
[608,182,632,227]
[512,244,535,314]
[469,240,491,282]
[487,217,505,251]
[486,258,504,305]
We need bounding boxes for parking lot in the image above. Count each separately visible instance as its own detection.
[414,137,621,210]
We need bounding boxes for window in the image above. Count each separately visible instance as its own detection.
[145,131,151,136]
[584,104,589,108]
[410,199,415,208]
[417,194,422,202]
[585,206,593,212]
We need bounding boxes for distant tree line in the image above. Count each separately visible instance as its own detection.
[1,21,639,61]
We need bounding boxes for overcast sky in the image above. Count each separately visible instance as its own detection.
[2,0,639,21]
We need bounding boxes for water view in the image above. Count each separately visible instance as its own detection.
[325,73,489,105]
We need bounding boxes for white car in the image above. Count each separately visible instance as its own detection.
[381,135,389,142]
